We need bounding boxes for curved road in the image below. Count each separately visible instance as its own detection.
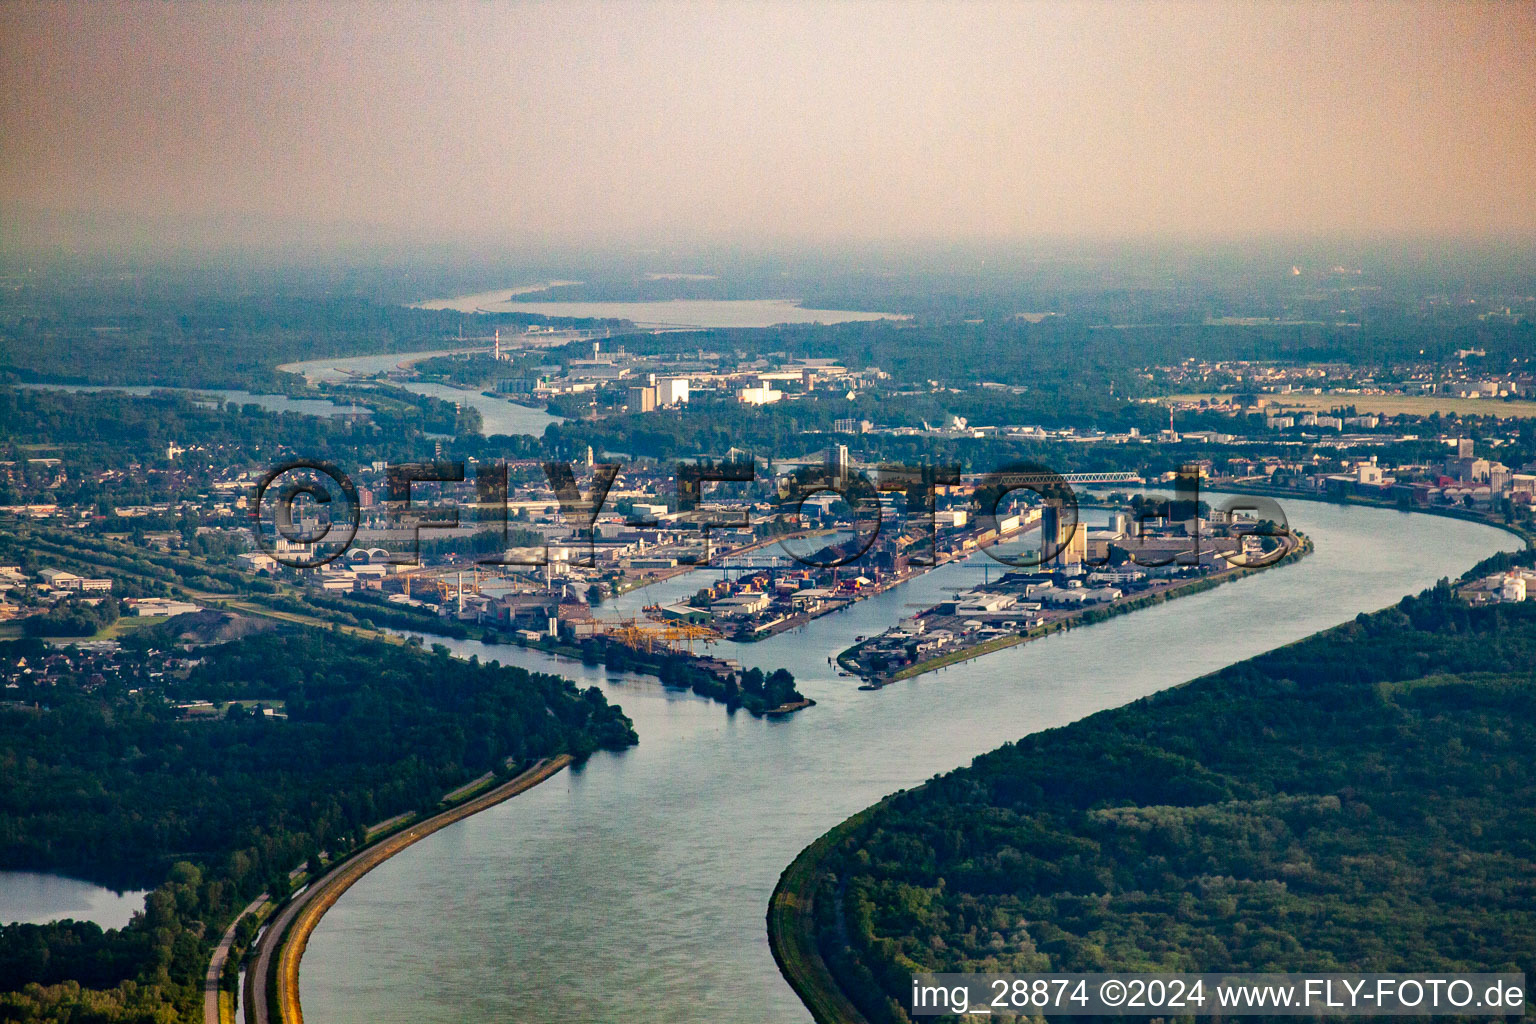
[242,757,571,1024]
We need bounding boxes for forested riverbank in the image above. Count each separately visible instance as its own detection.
[773,566,1536,1023]
[0,627,634,1024]
[299,500,1520,1024]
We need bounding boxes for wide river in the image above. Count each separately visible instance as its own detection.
[301,501,1517,1024]
[278,352,563,437]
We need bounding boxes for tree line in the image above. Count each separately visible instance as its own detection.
[0,626,637,1022]
[799,582,1536,1023]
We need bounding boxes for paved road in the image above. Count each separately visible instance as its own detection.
[204,894,268,1024]
[244,882,310,1024]
[243,757,568,1024]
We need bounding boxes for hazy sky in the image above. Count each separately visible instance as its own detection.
[3,1,1534,252]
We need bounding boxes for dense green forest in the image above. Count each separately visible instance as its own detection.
[0,525,253,603]
[794,584,1536,1023]
[20,597,119,638]
[573,637,806,715]
[0,627,635,1022]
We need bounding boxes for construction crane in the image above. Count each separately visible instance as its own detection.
[394,566,486,607]
[604,618,656,653]
[655,621,722,654]
[603,615,721,655]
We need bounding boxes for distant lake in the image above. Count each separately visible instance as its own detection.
[16,383,368,418]
[0,871,146,930]
[414,292,904,329]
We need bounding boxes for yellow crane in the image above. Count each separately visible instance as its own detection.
[396,566,484,603]
[603,616,721,655]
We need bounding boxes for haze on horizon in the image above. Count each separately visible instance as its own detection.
[3,1,1534,258]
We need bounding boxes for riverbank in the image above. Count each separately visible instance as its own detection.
[732,560,944,642]
[775,581,1536,1024]
[1213,478,1536,549]
[769,514,1529,1024]
[293,499,1522,1024]
[843,534,1312,686]
[497,631,815,715]
[767,808,884,1024]
[243,756,571,1024]
[725,524,1035,644]
[204,893,267,1024]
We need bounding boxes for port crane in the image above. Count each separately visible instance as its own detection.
[602,605,722,654]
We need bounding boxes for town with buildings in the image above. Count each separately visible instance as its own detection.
[839,498,1302,684]
[4,336,1534,700]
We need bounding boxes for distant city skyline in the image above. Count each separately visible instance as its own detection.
[3,1,1534,255]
